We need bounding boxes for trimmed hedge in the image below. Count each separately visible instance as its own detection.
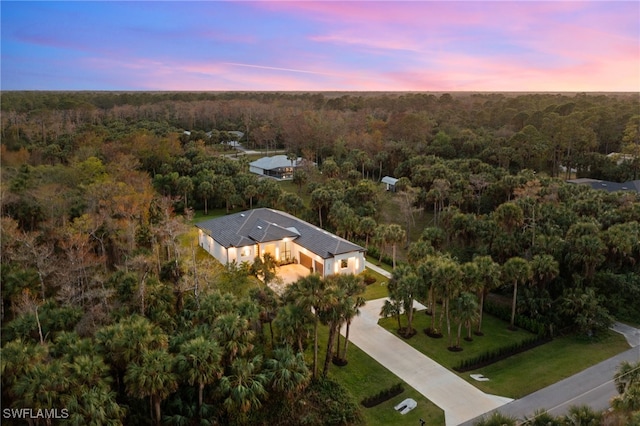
[453,334,552,372]
[366,247,395,268]
[360,383,404,408]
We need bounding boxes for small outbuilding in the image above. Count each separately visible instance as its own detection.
[381,176,399,192]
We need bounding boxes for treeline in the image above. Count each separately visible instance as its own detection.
[1,91,639,425]
[2,91,639,180]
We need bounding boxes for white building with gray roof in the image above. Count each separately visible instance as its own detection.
[249,155,303,180]
[196,208,366,278]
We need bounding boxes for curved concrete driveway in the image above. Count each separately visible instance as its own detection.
[344,297,512,426]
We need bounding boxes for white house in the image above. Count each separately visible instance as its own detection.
[196,208,366,278]
[249,155,303,180]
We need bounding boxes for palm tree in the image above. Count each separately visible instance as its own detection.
[385,224,407,269]
[530,254,559,291]
[338,275,366,363]
[198,181,214,214]
[284,274,333,379]
[358,217,377,249]
[374,224,389,263]
[319,283,346,377]
[380,297,402,331]
[13,358,70,415]
[177,336,223,413]
[502,256,532,329]
[273,303,313,353]
[65,354,126,426]
[214,313,255,367]
[219,356,267,421]
[612,360,640,414]
[388,264,421,336]
[562,405,602,425]
[264,346,310,399]
[614,360,640,395]
[310,187,332,228]
[248,286,280,348]
[124,349,178,426]
[450,292,479,347]
[244,184,258,209]
[494,201,524,233]
[432,255,462,347]
[472,255,501,335]
[95,315,169,387]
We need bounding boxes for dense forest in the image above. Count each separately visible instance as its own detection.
[1,91,639,425]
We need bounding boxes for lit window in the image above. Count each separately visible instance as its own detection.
[241,247,251,257]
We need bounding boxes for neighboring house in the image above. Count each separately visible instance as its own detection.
[606,152,636,165]
[249,155,303,180]
[567,178,640,193]
[220,130,244,148]
[381,176,399,192]
[196,208,366,278]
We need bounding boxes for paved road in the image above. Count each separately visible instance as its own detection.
[344,298,512,426]
[461,327,640,425]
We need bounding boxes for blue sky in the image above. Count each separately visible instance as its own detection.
[2,1,639,91]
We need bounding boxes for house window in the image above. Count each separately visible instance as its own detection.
[282,242,291,261]
[241,247,251,257]
[341,259,348,269]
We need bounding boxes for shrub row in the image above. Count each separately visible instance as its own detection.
[365,247,394,268]
[484,301,550,337]
[453,334,552,372]
[360,383,404,408]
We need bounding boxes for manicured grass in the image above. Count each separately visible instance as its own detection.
[329,340,444,426]
[378,308,537,370]
[361,269,390,301]
[310,322,444,426]
[469,331,630,398]
[378,308,630,399]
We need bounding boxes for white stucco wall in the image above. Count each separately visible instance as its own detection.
[331,251,365,276]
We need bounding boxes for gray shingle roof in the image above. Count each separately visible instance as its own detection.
[249,155,300,171]
[196,208,364,259]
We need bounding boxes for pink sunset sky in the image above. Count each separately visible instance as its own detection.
[1,1,639,91]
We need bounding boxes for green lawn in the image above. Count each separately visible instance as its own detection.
[310,322,444,426]
[361,269,390,301]
[470,331,630,398]
[378,309,630,399]
[329,340,444,426]
[378,308,538,370]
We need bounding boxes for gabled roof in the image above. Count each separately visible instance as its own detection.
[567,178,640,193]
[249,155,300,171]
[196,208,364,259]
[381,176,399,185]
